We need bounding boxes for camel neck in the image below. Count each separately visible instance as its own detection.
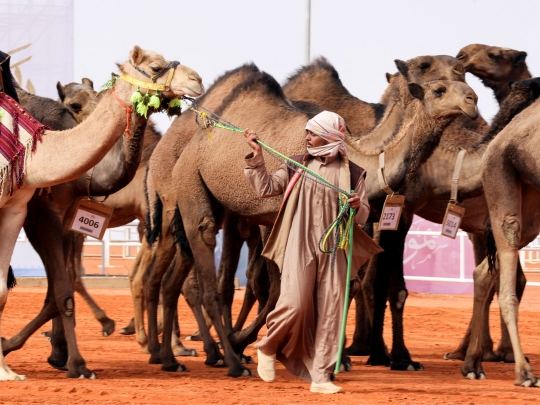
[480,66,532,105]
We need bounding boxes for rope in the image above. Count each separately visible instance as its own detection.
[178,98,357,257]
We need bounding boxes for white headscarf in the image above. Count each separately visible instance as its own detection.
[305,111,348,157]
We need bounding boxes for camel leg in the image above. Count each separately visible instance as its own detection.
[218,213,245,335]
[461,259,494,380]
[72,233,115,337]
[143,231,176,364]
[233,281,257,332]
[0,191,33,381]
[171,306,197,357]
[494,260,527,363]
[120,238,146,336]
[185,214,251,376]
[497,248,538,386]
[368,219,422,371]
[159,252,191,372]
[182,269,223,365]
[128,240,152,348]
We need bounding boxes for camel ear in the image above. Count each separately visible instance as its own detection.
[56,81,66,101]
[395,59,409,79]
[111,72,119,78]
[453,63,465,76]
[81,78,94,89]
[529,81,540,100]
[513,51,527,67]
[385,72,392,83]
[130,45,144,65]
[408,83,424,100]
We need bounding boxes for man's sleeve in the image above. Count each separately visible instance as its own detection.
[244,152,289,198]
[353,173,370,227]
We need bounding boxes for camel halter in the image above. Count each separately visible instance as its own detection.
[120,60,180,92]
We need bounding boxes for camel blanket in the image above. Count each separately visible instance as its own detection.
[0,92,48,197]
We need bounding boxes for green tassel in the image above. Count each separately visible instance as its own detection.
[168,98,182,108]
[97,75,118,95]
[0,110,4,119]
[136,102,149,118]
[148,93,161,109]
[130,89,143,104]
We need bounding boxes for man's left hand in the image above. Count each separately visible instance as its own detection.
[347,193,361,210]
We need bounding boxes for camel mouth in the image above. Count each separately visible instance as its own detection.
[459,105,479,119]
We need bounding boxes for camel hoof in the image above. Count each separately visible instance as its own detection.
[40,330,52,338]
[162,364,189,372]
[78,373,97,380]
[465,372,476,380]
[521,380,532,387]
[444,351,465,361]
[479,373,486,380]
[184,334,203,342]
[215,359,224,366]
[242,369,253,377]
[102,331,109,337]
[14,375,27,381]
[391,361,424,371]
[46,337,51,342]
[119,328,134,335]
[240,355,254,365]
[173,348,198,357]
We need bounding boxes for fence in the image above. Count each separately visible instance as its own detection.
[83,221,540,288]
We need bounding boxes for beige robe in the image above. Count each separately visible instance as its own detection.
[244,152,380,384]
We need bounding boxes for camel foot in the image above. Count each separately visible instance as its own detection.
[205,357,225,367]
[66,363,97,379]
[494,349,529,364]
[148,352,162,365]
[515,371,540,387]
[391,360,424,371]
[0,366,27,381]
[173,346,198,357]
[48,346,69,372]
[443,350,466,361]
[366,352,391,367]
[481,350,501,362]
[161,361,189,372]
[47,358,68,372]
[184,331,203,341]
[40,329,52,338]
[100,317,115,337]
[240,354,254,365]
[227,365,253,378]
[119,318,135,335]
[345,343,371,357]
[461,362,485,380]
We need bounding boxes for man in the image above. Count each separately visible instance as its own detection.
[244,110,380,394]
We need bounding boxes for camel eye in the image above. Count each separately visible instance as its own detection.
[419,62,430,71]
[488,52,500,62]
[456,53,465,60]
[150,65,161,73]
[70,102,82,112]
[434,87,446,97]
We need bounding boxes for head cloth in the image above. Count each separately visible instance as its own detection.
[305,110,348,157]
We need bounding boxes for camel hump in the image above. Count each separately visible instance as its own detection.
[287,154,365,188]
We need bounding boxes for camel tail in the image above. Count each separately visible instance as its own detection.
[7,266,17,290]
[145,193,163,246]
[171,205,193,261]
[485,218,497,273]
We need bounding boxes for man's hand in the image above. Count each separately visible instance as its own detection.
[244,128,262,155]
[347,192,361,210]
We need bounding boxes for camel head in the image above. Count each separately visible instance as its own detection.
[117,45,204,99]
[405,80,478,181]
[456,44,528,82]
[408,80,478,121]
[57,78,97,124]
[395,55,466,84]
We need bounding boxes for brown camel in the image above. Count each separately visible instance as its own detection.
[460,88,540,387]
[0,45,203,381]
[170,67,477,379]
[136,63,260,376]
[440,45,533,363]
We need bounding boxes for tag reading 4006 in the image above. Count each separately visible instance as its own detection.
[69,199,114,240]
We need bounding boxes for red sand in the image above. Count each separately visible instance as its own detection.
[2,286,540,404]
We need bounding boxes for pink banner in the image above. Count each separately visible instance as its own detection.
[403,216,475,294]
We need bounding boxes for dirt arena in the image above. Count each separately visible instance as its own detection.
[2,286,540,405]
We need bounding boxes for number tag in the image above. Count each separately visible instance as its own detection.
[441,203,465,239]
[69,199,114,240]
[379,194,405,231]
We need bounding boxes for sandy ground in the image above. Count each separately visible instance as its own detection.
[1,286,540,405]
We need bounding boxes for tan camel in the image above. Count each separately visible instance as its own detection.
[170,66,476,376]
[134,64,260,375]
[460,92,540,387]
[57,78,99,123]
[0,45,203,381]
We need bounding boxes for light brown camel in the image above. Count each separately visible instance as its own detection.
[170,69,477,378]
[135,64,260,375]
[461,91,540,387]
[0,45,203,381]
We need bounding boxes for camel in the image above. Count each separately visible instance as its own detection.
[460,90,540,387]
[168,65,476,379]
[0,45,203,381]
[134,63,260,376]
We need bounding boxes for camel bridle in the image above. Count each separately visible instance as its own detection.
[120,60,181,92]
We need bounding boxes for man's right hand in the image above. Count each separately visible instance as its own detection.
[244,128,262,155]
